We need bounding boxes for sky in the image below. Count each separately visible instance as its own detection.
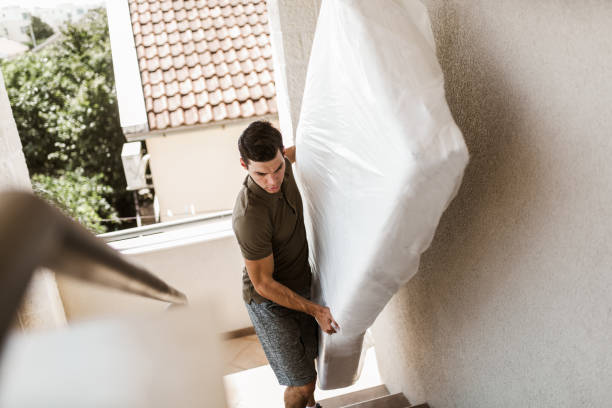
[0,0,103,9]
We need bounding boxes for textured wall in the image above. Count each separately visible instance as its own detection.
[372,1,612,406]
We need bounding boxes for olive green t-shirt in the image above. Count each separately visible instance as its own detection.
[232,157,312,304]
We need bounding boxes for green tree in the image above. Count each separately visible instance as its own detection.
[32,170,119,234]
[1,8,134,232]
[31,15,54,44]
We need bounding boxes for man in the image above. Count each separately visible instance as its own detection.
[232,121,338,408]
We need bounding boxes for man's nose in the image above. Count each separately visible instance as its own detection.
[266,174,276,185]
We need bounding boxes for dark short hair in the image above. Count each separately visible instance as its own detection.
[238,120,283,166]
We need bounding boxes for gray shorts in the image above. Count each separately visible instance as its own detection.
[245,298,319,386]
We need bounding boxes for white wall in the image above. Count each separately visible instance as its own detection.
[57,233,251,333]
[145,118,279,222]
[371,1,612,406]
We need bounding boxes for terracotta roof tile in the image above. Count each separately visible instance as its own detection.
[170,108,185,127]
[148,56,160,71]
[141,70,150,85]
[262,82,274,98]
[203,62,215,77]
[213,103,228,121]
[160,54,173,70]
[190,65,203,80]
[168,93,181,111]
[170,41,183,56]
[156,32,168,46]
[184,41,196,55]
[209,88,223,105]
[173,0,185,11]
[228,59,241,75]
[241,99,254,117]
[163,68,176,83]
[182,92,196,109]
[186,53,199,67]
[150,69,163,84]
[249,84,262,100]
[160,0,172,11]
[199,105,213,123]
[180,78,194,94]
[185,106,199,125]
[254,98,268,116]
[223,87,236,103]
[128,0,276,129]
[219,74,232,90]
[232,72,245,88]
[190,18,202,31]
[141,22,153,35]
[199,51,212,65]
[173,54,186,69]
[151,10,163,24]
[206,77,219,92]
[156,111,170,129]
[193,77,206,93]
[148,111,156,129]
[166,80,179,96]
[196,91,209,107]
[143,83,152,97]
[153,95,167,112]
[258,69,272,85]
[236,85,249,101]
[176,66,189,82]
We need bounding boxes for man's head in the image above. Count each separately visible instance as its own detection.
[238,121,285,194]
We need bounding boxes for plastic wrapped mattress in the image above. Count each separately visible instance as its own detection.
[294,0,469,389]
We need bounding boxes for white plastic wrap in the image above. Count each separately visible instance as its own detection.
[295,0,469,389]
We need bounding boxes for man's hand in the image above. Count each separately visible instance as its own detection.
[312,305,340,335]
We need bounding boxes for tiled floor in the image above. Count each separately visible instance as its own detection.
[222,333,269,375]
[221,332,383,408]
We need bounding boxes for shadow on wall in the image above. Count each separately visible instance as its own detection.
[373,0,566,404]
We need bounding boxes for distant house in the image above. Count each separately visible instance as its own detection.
[0,37,28,59]
[107,0,278,222]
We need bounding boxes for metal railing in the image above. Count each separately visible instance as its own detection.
[0,190,188,353]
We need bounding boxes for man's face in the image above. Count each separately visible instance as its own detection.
[241,149,285,194]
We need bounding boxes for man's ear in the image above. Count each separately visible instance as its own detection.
[240,157,248,170]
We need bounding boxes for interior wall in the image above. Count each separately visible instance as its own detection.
[372,1,612,406]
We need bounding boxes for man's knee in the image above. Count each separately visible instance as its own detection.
[287,379,316,397]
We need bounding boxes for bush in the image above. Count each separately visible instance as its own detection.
[32,170,119,234]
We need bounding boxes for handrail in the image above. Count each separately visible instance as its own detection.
[98,209,233,243]
[0,190,188,353]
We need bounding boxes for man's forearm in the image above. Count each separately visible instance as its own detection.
[255,279,319,316]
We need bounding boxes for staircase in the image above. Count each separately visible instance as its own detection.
[317,384,428,408]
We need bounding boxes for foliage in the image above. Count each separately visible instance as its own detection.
[1,8,134,231]
[32,170,119,234]
[31,16,55,44]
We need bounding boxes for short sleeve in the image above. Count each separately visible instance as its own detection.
[232,211,273,260]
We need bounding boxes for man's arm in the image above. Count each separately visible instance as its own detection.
[245,254,339,334]
[284,145,296,164]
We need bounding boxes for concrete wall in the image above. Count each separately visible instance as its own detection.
[145,118,279,222]
[57,234,251,333]
[372,1,612,406]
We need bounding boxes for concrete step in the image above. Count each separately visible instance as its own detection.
[342,392,410,408]
[317,385,389,408]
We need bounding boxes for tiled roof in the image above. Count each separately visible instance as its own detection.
[128,0,277,130]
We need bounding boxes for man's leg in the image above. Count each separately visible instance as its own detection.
[284,379,316,408]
